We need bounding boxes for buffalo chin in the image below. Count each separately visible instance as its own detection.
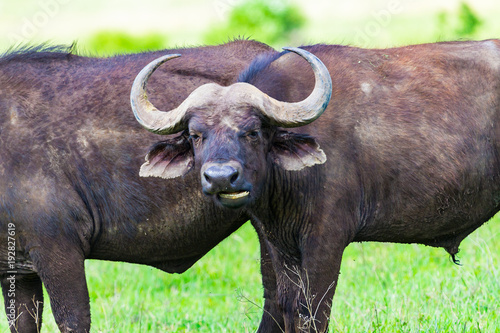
[217,191,250,209]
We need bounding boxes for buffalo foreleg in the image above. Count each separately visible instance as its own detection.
[29,243,90,333]
[266,239,346,333]
[295,241,345,333]
[1,273,44,333]
[253,224,284,333]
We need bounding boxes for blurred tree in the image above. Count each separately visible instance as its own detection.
[204,0,305,46]
[85,31,167,56]
[436,2,482,40]
[455,2,482,36]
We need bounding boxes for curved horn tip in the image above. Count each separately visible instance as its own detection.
[282,47,323,64]
[149,53,182,68]
[130,53,189,135]
[282,47,307,55]
[159,53,182,59]
[160,53,182,59]
[282,47,299,52]
[258,47,332,128]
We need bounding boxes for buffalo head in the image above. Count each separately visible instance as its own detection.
[130,48,332,209]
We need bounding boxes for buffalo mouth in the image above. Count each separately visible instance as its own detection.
[217,191,250,208]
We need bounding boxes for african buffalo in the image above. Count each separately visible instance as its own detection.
[132,39,500,332]
[0,40,277,333]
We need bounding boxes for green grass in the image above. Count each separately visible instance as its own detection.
[1,222,264,333]
[332,218,500,332]
[1,217,499,332]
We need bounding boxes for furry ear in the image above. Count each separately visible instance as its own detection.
[140,134,194,179]
[271,130,326,171]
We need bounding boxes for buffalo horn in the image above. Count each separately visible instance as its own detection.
[259,47,332,128]
[130,48,332,135]
[130,54,189,135]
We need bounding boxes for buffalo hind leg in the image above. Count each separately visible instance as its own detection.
[1,273,44,333]
[30,245,91,333]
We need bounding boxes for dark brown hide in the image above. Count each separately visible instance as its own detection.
[242,39,500,332]
[0,41,281,333]
[140,39,500,332]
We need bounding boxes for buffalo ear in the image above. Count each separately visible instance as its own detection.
[140,133,194,179]
[271,130,326,171]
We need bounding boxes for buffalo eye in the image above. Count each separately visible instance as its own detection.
[189,132,203,146]
[245,130,260,141]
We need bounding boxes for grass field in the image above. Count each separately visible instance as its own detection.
[1,217,498,332]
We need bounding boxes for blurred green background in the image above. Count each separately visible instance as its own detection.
[1,1,500,332]
[1,0,499,54]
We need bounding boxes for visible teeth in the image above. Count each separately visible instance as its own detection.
[219,191,250,200]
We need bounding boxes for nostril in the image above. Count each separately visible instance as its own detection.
[204,173,212,183]
[230,172,239,184]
